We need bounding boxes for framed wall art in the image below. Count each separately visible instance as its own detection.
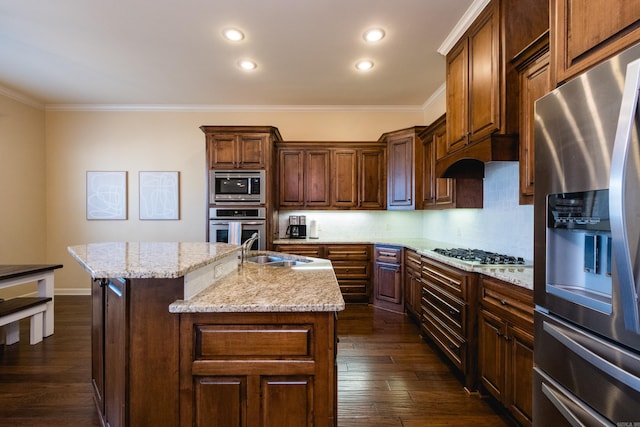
[86,171,128,220]
[139,171,180,220]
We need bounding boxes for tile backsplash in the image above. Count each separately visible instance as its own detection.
[279,161,534,262]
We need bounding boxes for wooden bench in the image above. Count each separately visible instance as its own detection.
[0,297,52,345]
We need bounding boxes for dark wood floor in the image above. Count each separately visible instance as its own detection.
[0,296,512,426]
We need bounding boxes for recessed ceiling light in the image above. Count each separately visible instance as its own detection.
[363,28,385,42]
[238,60,257,70]
[355,60,374,71]
[223,28,244,41]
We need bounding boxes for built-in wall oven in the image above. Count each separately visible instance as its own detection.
[208,207,266,250]
[533,42,640,425]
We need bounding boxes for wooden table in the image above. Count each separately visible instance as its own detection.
[0,264,63,337]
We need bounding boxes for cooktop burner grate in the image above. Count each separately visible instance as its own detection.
[432,248,525,265]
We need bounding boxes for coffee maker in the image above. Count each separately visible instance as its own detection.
[286,215,307,239]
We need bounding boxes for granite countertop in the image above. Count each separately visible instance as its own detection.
[68,242,345,313]
[274,237,534,290]
[169,255,345,313]
[68,242,240,279]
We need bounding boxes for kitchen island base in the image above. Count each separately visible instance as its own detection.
[179,311,337,427]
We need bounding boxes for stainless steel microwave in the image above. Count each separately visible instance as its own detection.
[209,170,266,204]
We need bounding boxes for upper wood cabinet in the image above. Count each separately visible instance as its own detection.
[438,0,548,178]
[513,32,551,205]
[277,142,386,210]
[278,147,331,208]
[420,115,455,209]
[380,126,425,210]
[201,126,282,170]
[551,0,640,85]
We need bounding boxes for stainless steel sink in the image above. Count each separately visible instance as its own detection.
[245,254,311,267]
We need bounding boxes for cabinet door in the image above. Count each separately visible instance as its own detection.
[194,377,246,427]
[261,376,313,427]
[553,0,640,84]
[305,150,331,207]
[359,148,386,209]
[506,324,534,426]
[278,150,305,207]
[519,50,550,205]
[208,134,238,169]
[446,40,468,153]
[387,135,414,209]
[467,3,500,142]
[478,309,505,402]
[432,123,454,206]
[375,262,402,305]
[105,278,127,427]
[332,149,358,208]
[237,134,266,169]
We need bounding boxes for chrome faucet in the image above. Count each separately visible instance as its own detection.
[241,232,259,263]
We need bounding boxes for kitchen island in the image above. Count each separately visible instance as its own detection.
[68,242,344,427]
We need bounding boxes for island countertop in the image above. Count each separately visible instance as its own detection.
[67,241,240,279]
[68,242,345,313]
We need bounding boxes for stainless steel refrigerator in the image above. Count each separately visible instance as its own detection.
[533,42,640,425]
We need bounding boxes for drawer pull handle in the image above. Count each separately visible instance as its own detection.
[500,299,508,306]
[496,331,503,337]
[504,336,512,342]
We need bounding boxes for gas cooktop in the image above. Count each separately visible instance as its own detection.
[432,248,527,266]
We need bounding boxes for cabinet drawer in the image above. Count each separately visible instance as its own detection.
[332,261,369,279]
[480,276,533,327]
[422,260,466,298]
[404,250,422,271]
[422,283,465,335]
[195,325,312,359]
[421,310,465,370]
[275,245,323,258]
[374,245,402,264]
[325,245,370,261]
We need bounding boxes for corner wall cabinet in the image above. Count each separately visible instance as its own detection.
[478,275,534,426]
[551,0,640,85]
[419,115,456,209]
[275,243,372,303]
[379,126,425,210]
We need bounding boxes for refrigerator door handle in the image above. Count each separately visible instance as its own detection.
[540,382,614,427]
[543,321,640,393]
[609,58,640,334]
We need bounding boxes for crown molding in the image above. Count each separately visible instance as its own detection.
[0,85,44,110]
[437,0,490,56]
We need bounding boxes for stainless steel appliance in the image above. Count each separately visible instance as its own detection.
[432,248,526,265]
[533,42,640,425]
[208,207,266,250]
[285,215,307,239]
[209,170,266,205]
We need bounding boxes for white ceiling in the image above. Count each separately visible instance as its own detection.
[0,0,480,108]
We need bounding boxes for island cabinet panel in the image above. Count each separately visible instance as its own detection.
[92,277,184,427]
[420,258,478,391]
[276,244,372,303]
[180,312,337,427]
[478,275,534,426]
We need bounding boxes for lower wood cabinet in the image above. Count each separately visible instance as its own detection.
[478,275,534,426]
[373,245,403,313]
[420,257,478,390]
[179,311,337,427]
[403,249,423,319]
[275,243,372,303]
